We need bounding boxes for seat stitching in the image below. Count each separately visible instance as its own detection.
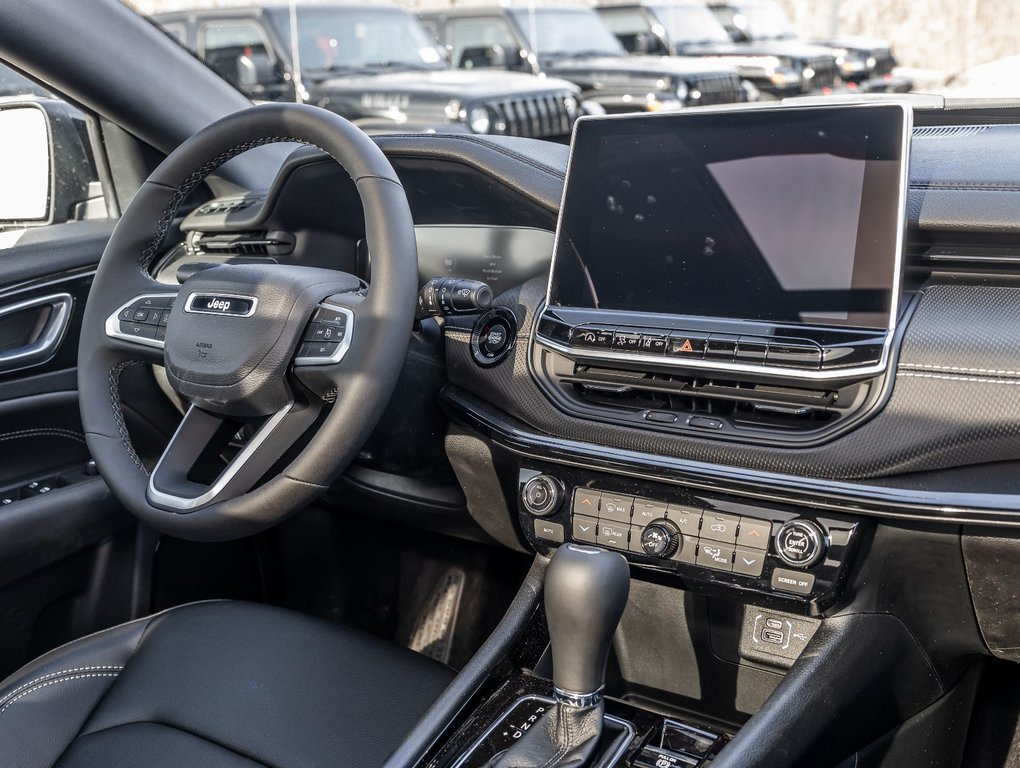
[0,666,123,708]
[0,429,86,444]
[0,673,121,715]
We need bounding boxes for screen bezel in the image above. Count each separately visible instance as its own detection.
[541,101,913,376]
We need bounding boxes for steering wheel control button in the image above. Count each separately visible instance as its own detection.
[597,521,629,549]
[107,294,179,349]
[700,512,740,544]
[696,542,733,572]
[573,515,599,544]
[293,304,354,366]
[534,520,565,544]
[640,519,680,559]
[599,494,634,523]
[470,308,517,367]
[522,475,563,517]
[733,548,766,577]
[573,488,601,515]
[775,520,827,568]
[771,568,816,595]
[736,518,772,550]
[118,321,158,340]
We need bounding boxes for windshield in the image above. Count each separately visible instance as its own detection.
[510,9,625,57]
[266,7,444,73]
[651,4,732,46]
[730,1,796,41]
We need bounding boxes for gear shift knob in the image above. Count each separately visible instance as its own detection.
[545,544,630,705]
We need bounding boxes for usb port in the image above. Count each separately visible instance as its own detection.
[761,628,785,645]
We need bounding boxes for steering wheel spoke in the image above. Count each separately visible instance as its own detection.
[147,399,322,512]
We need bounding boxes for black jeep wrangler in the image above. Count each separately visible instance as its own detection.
[420,5,750,113]
[708,0,913,93]
[155,4,585,140]
[597,0,840,99]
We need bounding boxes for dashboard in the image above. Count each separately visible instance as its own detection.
[151,109,1020,619]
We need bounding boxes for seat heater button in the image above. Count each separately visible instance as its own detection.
[771,568,816,595]
[534,520,564,543]
[572,515,599,544]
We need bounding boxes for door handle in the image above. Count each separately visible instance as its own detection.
[0,293,73,373]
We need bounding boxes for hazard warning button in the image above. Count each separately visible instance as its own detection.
[667,331,708,358]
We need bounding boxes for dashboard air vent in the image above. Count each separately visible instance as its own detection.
[190,230,295,257]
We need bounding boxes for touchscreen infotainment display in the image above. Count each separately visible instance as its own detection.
[548,104,910,330]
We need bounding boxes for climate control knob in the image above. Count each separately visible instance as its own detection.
[775,519,827,568]
[522,475,563,517]
[640,519,681,559]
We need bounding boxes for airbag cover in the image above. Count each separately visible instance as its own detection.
[164,263,360,416]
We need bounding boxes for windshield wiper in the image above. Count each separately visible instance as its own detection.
[542,49,619,59]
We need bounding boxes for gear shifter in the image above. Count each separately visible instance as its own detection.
[489,545,630,768]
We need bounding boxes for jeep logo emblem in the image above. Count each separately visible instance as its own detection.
[184,294,258,317]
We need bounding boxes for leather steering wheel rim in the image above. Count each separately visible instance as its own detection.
[78,103,418,541]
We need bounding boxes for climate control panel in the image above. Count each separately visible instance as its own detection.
[518,465,863,614]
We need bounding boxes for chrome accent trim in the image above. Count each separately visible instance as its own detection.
[293,302,355,366]
[184,292,258,317]
[0,293,73,371]
[540,101,914,381]
[104,293,177,351]
[146,402,294,512]
[449,695,634,768]
[554,686,604,709]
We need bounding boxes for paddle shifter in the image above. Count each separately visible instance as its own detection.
[490,544,630,768]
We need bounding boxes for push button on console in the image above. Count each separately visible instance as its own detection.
[700,512,739,543]
[570,326,615,349]
[667,332,707,358]
[696,542,733,572]
[612,329,642,352]
[597,521,629,549]
[599,494,633,523]
[706,334,739,360]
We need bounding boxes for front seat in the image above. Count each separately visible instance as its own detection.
[0,601,454,767]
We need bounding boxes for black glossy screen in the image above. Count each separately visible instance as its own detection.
[549,105,908,329]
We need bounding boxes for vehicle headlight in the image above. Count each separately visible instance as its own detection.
[468,105,491,134]
[675,80,689,103]
[579,99,606,116]
[563,95,579,116]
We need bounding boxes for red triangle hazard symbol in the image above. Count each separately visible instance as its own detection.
[679,339,694,353]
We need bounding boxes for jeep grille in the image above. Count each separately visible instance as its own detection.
[486,92,575,139]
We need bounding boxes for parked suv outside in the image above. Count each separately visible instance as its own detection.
[708,0,912,92]
[421,5,750,114]
[597,0,839,98]
[155,4,585,140]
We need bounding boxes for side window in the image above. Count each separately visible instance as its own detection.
[0,60,108,235]
[449,18,518,70]
[599,10,652,53]
[198,21,275,94]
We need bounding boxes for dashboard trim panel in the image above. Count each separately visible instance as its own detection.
[442,386,1020,528]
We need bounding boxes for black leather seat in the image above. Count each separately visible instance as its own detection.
[0,601,454,768]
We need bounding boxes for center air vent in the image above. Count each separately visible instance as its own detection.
[532,345,881,446]
[189,230,295,258]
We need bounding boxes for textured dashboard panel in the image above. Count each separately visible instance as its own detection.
[447,279,1020,481]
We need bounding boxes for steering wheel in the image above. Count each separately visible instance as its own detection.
[78,104,417,541]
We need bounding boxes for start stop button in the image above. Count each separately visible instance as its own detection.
[470,308,517,367]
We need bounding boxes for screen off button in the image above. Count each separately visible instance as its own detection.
[770,568,816,595]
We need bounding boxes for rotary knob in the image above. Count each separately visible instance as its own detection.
[521,475,563,517]
[640,519,681,559]
[775,519,827,568]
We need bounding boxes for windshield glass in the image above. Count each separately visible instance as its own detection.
[651,4,732,45]
[734,1,796,41]
[510,9,625,57]
[266,7,444,72]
